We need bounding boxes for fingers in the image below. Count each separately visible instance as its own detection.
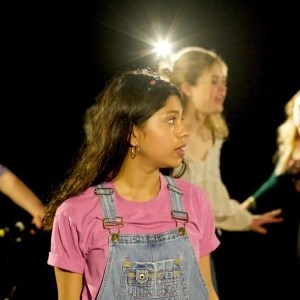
[264,209,284,223]
[32,215,43,229]
[251,209,284,234]
[269,209,282,216]
[256,227,268,235]
[268,218,284,223]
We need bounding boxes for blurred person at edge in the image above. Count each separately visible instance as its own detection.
[0,163,45,229]
[158,46,284,297]
[242,89,300,296]
[293,90,300,134]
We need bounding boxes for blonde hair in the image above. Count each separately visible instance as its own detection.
[274,89,300,175]
[159,46,229,139]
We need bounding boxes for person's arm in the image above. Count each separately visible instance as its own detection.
[0,170,45,228]
[54,267,83,300]
[199,255,219,300]
[241,171,280,210]
[214,199,253,231]
[215,199,283,234]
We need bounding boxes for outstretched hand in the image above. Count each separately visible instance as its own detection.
[250,209,283,234]
[31,206,46,230]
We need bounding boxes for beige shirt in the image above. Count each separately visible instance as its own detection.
[179,138,252,231]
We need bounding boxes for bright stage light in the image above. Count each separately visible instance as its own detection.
[154,40,172,57]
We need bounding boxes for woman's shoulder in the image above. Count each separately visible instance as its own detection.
[57,186,100,218]
[165,176,208,199]
[164,176,211,216]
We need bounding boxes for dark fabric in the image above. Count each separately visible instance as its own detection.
[254,174,300,300]
[214,173,300,300]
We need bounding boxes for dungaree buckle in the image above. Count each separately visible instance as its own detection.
[103,217,124,243]
[171,211,188,236]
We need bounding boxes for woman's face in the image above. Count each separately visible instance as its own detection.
[293,94,300,135]
[187,62,227,115]
[132,95,189,170]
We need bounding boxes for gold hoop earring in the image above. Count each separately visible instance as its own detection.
[130,145,140,159]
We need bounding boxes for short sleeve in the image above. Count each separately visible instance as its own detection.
[47,203,87,274]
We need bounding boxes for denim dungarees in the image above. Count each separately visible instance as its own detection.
[95,176,209,300]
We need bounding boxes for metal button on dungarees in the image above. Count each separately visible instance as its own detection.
[139,273,146,280]
[178,227,186,236]
[112,233,119,242]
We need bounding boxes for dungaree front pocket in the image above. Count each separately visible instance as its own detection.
[120,258,188,299]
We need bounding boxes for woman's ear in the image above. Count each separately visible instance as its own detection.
[180,82,192,97]
[129,125,139,146]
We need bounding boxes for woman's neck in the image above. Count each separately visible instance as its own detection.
[183,102,208,133]
[113,161,161,202]
[183,103,213,160]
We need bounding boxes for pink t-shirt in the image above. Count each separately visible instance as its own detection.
[48,174,219,300]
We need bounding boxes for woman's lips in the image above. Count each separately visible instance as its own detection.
[176,147,185,157]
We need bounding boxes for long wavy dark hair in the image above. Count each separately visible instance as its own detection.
[43,68,186,231]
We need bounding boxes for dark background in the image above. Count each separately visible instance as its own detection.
[1,0,299,299]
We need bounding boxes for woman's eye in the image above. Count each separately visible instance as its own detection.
[212,79,227,87]
[167,117,175,124]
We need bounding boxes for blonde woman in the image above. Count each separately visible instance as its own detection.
[244,90,300,205]
[293,90,300,134]
[160,47,283,235]
[243,89,300,295]
[159,46,284,297]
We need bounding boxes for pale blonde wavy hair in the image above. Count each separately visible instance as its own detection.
[159,46,229,139]
[274,89,300,175]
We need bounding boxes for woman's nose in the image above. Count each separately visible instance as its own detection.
[179,122,189,138]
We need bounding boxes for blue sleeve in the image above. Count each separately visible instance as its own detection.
[0,164,9,177]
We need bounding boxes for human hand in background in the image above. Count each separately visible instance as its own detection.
[0,169,45,230]
[250,209,283,234]
[31,204,45,229]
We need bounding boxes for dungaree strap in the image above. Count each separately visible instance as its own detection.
[94,177,188,228]
[95,183,123,242]
[95,183,117,219]
[164,176,189,224]
[164,176,184,211]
